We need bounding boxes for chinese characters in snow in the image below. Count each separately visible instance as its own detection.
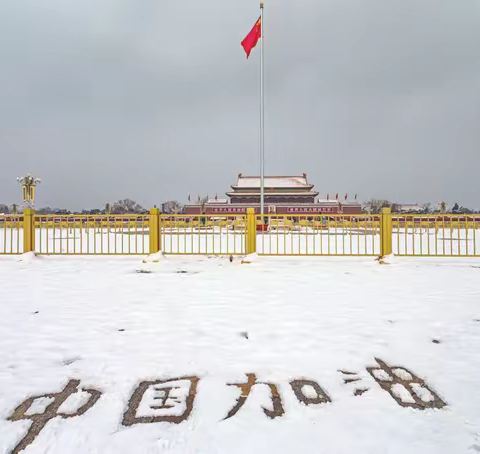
[224,373,285,419]
[366,358,446,410]
[7,379,102,454]
[6,359,447,454]
[122,376,199,425]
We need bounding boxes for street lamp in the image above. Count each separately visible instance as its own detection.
[17,174,41,209]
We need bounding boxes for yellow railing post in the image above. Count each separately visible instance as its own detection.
[246,208,256,255]
[149,208,160,254]
[23,208,35,253]
[380,207,392,257]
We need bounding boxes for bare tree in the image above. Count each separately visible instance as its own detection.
[456,205,474,214]
[162,200,184,214]
[390,203,401,213]
[36,207,70,214]
[421,203,432,214]
[111,199,145,214]
[363,199,391,214]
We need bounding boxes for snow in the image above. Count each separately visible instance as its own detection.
[391,384,417,404]
[24,397,54,416]
[228,191,315,195]
[316,199,342,204]
[18,251,38,263]
[206,199,228,204]
[235,176,309,188]
[57,390,94,415]
[372,369,393,381]
[142,251,167,263]
[411,384,435,403]
[296,384,319,400]
[241,252,260,263]
[0,255,480,453]
[392,368,413,381]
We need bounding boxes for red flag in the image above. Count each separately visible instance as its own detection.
[336,193,338,200]
[355,193,358,200]
[241,17,261,58]
[215,193,218,200]
[188,194,191,202]
[327,193,329,201]
[345,193,348,200]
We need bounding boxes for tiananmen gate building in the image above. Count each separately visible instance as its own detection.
[184,174,362,215]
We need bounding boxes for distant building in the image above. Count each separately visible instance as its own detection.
[226,174,318,204]
[395,204,424,213]
[184,173,362,215]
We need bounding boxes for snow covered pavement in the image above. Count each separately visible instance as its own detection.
[0,254,479,453]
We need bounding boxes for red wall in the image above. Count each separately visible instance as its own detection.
[184,204,363,215]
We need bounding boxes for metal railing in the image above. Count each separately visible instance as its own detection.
[0,215,24,254]
[160,214,247,255]
[392,215,480,257]
[2,209,479,258]
[34,215,150,255]
[256,214,381,256]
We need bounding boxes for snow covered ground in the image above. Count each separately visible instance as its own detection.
[0,254,480,453]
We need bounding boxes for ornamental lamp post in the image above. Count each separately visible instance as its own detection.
[17,174,41,209]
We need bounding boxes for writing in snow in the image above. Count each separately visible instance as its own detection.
[6,359,446,454]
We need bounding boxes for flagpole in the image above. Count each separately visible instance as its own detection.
[260,2,265,219]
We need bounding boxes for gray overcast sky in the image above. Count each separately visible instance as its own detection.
[0,0,479,210]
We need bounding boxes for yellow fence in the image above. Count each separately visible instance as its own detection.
[392,215,480,257]
[1,208,479,258]
[34,214,150,255]
[159,214,247,255]
[0,215,24,254]
[256,213,382,256]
